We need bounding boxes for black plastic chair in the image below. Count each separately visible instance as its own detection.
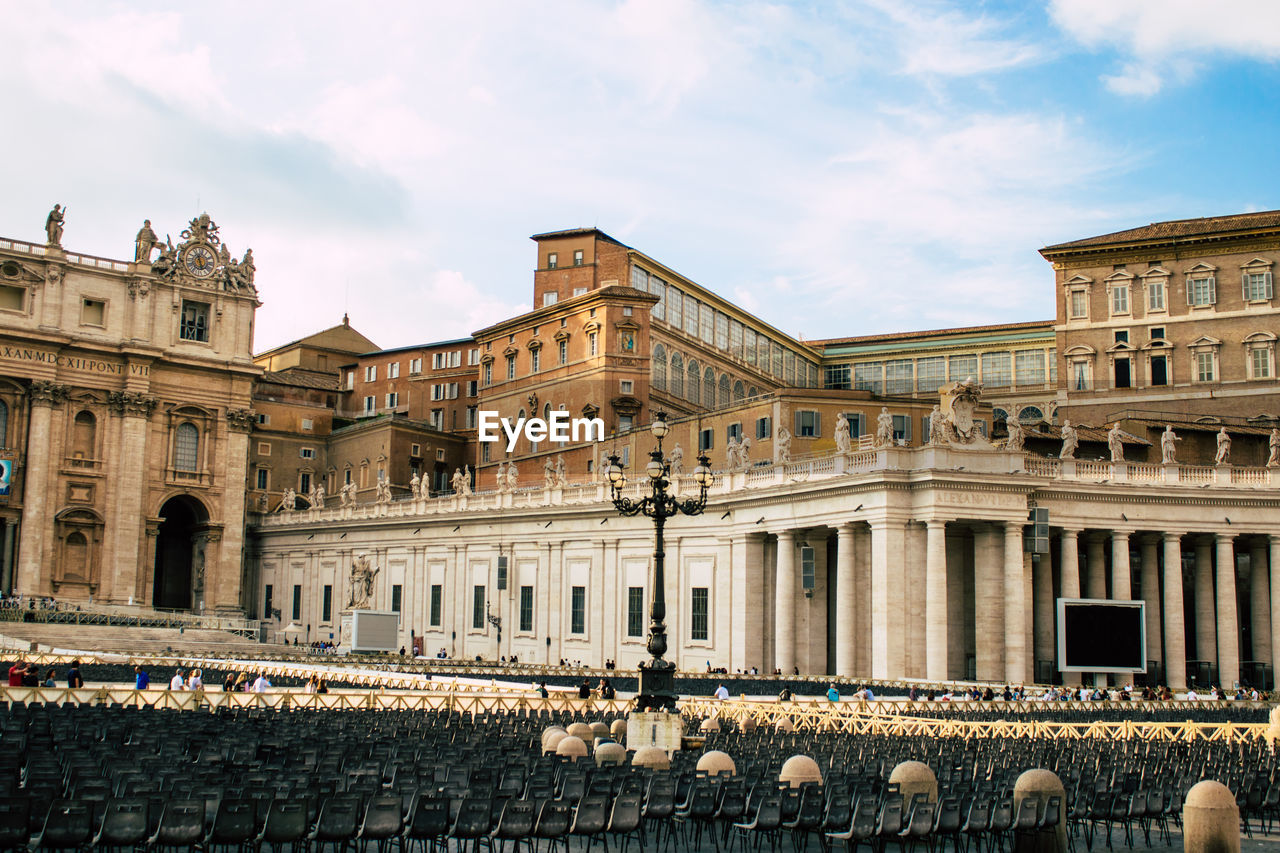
[257,799,310,853]
[206,797,257,852]
[359,794,406,853]
[569,795,610,852]
[607,792,645,853]
[826,796,876,852]
[32,799,93,851]
[92,797,150,851]
[0,795,31,851]
[148,797,206,851]
[931,797,963,853]
[310,794,363,852]
[729,793,783,853]
[899,800,935,853]
[450,797,497,853]
[405,795,450,853]
[489,798,538,853]
[532,799,573,853]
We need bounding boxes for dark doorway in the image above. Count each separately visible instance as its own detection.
[153,496,205,610]
[1114,358,1131,389]
[1151,355,1168,386]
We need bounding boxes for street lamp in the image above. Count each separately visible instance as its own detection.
[486,601,502,659]
[607,411,714,712]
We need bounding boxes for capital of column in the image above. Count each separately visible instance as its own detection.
[776,530,796,544]
[26,380,69,406]
[1162,531,1183,543]
[107,390,158,419]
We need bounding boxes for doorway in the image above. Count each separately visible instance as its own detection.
[153,496,206,610]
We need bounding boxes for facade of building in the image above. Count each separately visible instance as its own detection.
[0,211,260,613]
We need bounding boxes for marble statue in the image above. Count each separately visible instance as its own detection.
[1215,427,1232,465]
[461,465,473,495]
[507,461,519,491]
[739,436,751,469]
[45,204,65,246]
[669,444,685,478]
[554,455,566,487]
[874,407,894,447]
[928,405,946,445]
[776,427,792,464]
[134,219,158,262]
[340,481,357,507]
[1269,429,1280,468]
[941,377,985,445]
[239,249,256,291]
[1161,425,1180,464]
[151,236,179,279]
[281,487,296,511]
[496,461,508,492]
[1005,414,1025,453]
[544,457,555,489]
[257,493,268,512]
[834,412,852,454]
[1107,423,1124,463]
[410,472,421,499]
[375,474,392,503]
[725,436,741,471]
[1059,420,1078,460]
[450,468,464,494]
[348,554,379,609]
[310,483,325,509]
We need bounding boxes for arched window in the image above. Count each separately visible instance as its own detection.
[72,411,96,460]
[174,423,199,471]
[747,386,758,399]
[0,400,8,449]
[732,380,744,403]
[718,375,731,408]
[703,367,715,409]
[652,344,667,391]
[669,353,684,398]
[1019,406,1045,423]
[687,360,700,404]
[992,408,1009,423]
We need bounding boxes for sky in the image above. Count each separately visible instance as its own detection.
[2,0,1279,352]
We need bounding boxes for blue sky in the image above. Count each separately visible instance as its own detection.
[2,0,1278,351]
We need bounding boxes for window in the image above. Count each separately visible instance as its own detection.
[410,358,422,374]
[755,417,771,440]
[71,410,95,460]
[715,313,728,350]
[1150,327,1165,341]
[300,447,316,459]
[1187,275,1216,306]
[980,352,1011,386]
[430,585,442,626]
[0,285,25,312]
[703,367,715,409]
[263,584,273,620]
[430,409,443,429]
[1250,345,1273,379]
[1071,361,1090,390]
[801,546,816,592]
[1114,358,1131,389]
[391,585,402,614]
[1147,280,1166,311]
[292,585,301,621]
[1244,270,1274,302]
[519,586,534,632]
[388,362,400,379]
[573,249,584,266]
[1111,284,1129,314]
[174,423,199,471]
[364,365,376,382]
[473,585,486,630]
[627,587,644,637]
[891,414,912,444]
[1150,354,1168,386]
[669,353,684,397]
[483,362,492,386]
[916,358,945,393]
[179,301,209,342]
[588,333,598,356]
[81,298,105,327]
[618,415,633,432]
[1014,350,1046,387]
[699,428,713,452]
[548,252,558,269]
[652,344,666,390]
[885,360,913,395]
[853,362,883,394]
[687,361,701,403]
[949,354,978,381]
[322,585,332,621]
[727,422,742,441]
[466,406,477,429]
[363,396,375,414]
[345,371,355,391]
[530,349,540,373]
[1069,290,1087,318]
[506,356,516,380]
[796,410,820,437]
[299,472,311,494]
[255,468,268,489]
[691,588,709,641]
[1195,351,1216,382]
[301,418,313,431]
[385,392,398,408]
[573,287,587,297]
[570,586,586,633]
[825,364,851,390]
[542,292,558,307]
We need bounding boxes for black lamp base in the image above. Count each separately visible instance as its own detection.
[635,658,678,713]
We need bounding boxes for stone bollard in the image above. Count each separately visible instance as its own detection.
[696,750,736,777]
[555,735,588,760]
[779,755,822,789]
[1013,769,1066,852]
[595,742,627,767]
[589,721,610,740]
[566,722,594,741]
[542,729,568,754]
[889,761,938,805]
[610,718,627,742]
[699,717,721,734]
[1183,780,1240,853]
[775,717,795,733]
[632,746,670,770]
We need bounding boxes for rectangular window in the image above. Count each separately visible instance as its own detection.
[263,584,273,620]
[772,342,784,378]
[547,252,558,269]
[981,352,1012,387]
[573,249,584,266]
[796,410,820,438]
[755,417,771,440]
[801,546,816,592]
[410,357,422,374]
[483,362,492,385]
[726,422,742,442]
[570,586,586,634]
[300,447,315,459]
[627,586,644,637]
[473,585,486,630]
[1196,351,1216,382]
[1252,347,1271,379]
[391,585,402,614]
[884,360,913,395]
[321,585,332,622]
[468,348,480,366]
[853,362,883,394]
[1111,284,1129,314]
[891,414,912,444]
[1151,355,1168,386]
[430,585,442,626]
[292,585,301,621]
[179,300,210,342]
[690,587,708,641]
[699,303,714,344]
[1069,290,1087,318]
[949,354,978,381]
[299,472,311,494]
[1014,350,1046,387]
[743,327,756,365]
[432,353,444,369]
[1245,271,1274,301]
[824,364,851,390]
[542,292,558,307]
[728,319,743,358]
[465,406,477,429]
[346,371,355,391]
[588,333,598,356]
[916,357,946,393]
[1072,361,1089,390]
[699,428,714,452]
[1147,280,1166,311]
[300,418,313,431]
[364,365,377,382]
[1187,276,1216,306]
[363,396,375,414]
[715,312,729,350]
[531,349,540,373]
[385,392,398,408]
[0,285,25,312]
[620,380,634,395]
[506,356,516,380]
[619,415,633,432]
[80,298,105,327]
[388,362,400,379]
[512,585,531,632]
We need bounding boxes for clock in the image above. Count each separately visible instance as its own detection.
[183,245,216,278]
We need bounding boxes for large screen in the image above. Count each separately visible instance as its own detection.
[351,610,400,652]
[1056,598,1146,673]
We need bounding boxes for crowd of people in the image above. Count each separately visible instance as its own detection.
[7,658,83,689]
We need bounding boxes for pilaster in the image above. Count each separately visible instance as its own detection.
[1163,533,1186,690]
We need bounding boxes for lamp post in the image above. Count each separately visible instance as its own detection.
[486,601,502,659]
[607,411,714,712]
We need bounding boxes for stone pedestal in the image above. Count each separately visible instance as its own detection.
[337,611,353,654]
[1183,780,1240,853]
[1013,769,1067,852]
[627,711,683,753]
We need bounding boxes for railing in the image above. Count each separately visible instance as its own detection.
[1023,457,1060,477]
[1179,466,1214,484]
[1127,463,1162,482]
[0,237,131,272]
[1074,461,1111,480]
[1232,468,1269,486]
[0,601,259,636]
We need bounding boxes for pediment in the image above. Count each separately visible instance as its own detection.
[1140,338,1172,350]
[1243,331,1277,343]
[1064,274,1092,285]
[1241,257,1274,270]
[1139,266,1170,279]
[1064,344,1096,356]
[1188,335,1222,349]
[1105,341,1136,354]
[1185,262,1217,274]
[1104,270,1134,283]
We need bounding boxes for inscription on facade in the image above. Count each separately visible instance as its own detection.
[0,347,149,376]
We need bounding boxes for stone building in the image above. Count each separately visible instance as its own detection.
[0,210,259,612]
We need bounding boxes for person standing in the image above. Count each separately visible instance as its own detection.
[713,684,730,700]
[8,660,24,687]
[827,683,841,702]
[169,669,186,690]
[134,666,150,690]
[66,659,84,689]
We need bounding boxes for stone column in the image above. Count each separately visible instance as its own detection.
[1033,546,1054,678]
[775,530,796,675]
[1249,540,1271,669]
[1194,537,1216,668]
[1111,530,1132,600]
[870,518,906,679]
[104,392,156,604]
[1272,535,1280,683]
[974,525,1004,682]
[15,382,67,596]
[1215,534,1239,688]
[835,524,857,678]
[1003,521,1027,684]
[1162,533,1186,690]
[213,408,254,614]
[925,519,948,682]
[1139,536,1162,667]
[1059,527,1082,685]
[1085,534,1107,599]
[730,533,766,674]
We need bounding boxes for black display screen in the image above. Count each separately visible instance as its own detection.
[1059,601,1145,671]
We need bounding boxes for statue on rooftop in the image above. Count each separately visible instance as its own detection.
[45,204,65,246]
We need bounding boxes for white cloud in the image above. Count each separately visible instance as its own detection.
[1050,0,1280,95]
[862,0,1045,77]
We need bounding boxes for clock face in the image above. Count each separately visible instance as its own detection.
[183,245,216,278]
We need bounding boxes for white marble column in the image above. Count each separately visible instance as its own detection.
[870,519,906,679]
[1162,533,1186,690]
[1111,531,1132,600]
[1271,536,1280,682]
[1086,534,1107,599]
[925,519,948,682]
[1003,521,1027,684]
[1059,527,1082,685]
[15,385,63,596]
[1249,540,1271,669]
[974,526,1004,682]
[835,524,857,678]
[1033,547,1054,677]
[1139,536,1162,666]
[775,530,796,675]
[730,533,766,674]
[1215,534,1239,688]
[1194,536,1216,668]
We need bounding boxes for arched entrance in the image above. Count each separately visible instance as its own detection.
[153,496,207,610]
